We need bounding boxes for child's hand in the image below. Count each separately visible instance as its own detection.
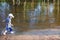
[11,24,14,26]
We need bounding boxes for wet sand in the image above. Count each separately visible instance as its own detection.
[0,29,60,40]
[0,35,60,40]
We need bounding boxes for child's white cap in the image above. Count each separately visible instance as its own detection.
[8,13,14,18]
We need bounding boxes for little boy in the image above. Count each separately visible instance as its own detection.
[3,13,14,35]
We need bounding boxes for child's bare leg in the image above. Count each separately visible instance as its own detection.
[3,30,7,35]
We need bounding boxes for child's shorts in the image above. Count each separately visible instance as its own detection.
[6,27,13,32]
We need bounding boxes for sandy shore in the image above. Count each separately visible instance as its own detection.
[0,35,60,40]
[0,29,60,40]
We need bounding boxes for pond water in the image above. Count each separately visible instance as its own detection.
[0,1,59,33]
[22,29,60,35]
